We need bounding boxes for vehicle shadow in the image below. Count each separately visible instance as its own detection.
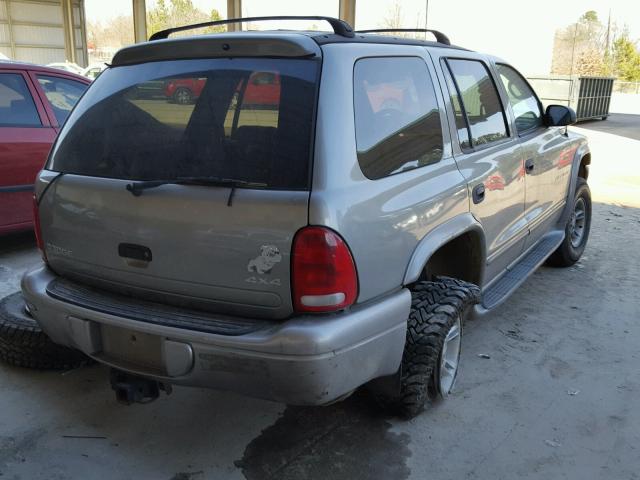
[0,230,35,256]
[0,363,411,480]
[236,391,411,480]
[577,113,640,141]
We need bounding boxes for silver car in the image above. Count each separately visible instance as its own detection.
[21,16,591,418]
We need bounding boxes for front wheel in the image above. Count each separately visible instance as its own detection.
[547,177,591,267]
[374,277,480,418]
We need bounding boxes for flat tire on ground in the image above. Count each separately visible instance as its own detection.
[374,277,481,418]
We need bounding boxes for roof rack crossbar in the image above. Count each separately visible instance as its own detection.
[355,28,450,45]
[149,15,355,41]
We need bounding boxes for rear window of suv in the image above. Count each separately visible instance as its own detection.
[48,58,319,190]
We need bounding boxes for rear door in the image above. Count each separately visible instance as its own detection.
[437,55,527,284]
[0,70,56,232]
[40,57,319,319]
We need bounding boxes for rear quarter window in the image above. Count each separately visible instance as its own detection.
[353,57,443,180]
[36,75,88,125]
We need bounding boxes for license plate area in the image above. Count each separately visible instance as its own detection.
[99,324,166,376]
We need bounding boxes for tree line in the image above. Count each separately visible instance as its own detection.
[88,0,224,52]
[551,10,640,81]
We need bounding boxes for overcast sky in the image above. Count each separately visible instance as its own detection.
[85,0,640,74]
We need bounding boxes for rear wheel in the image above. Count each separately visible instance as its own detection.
[547,177,591,267]
[0,292,91,370]
[173,87,192,105]
[375,277,480,418]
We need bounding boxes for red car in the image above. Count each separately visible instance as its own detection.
[164,77,206,104]
[0,62,90,235]
[164,71,281,106]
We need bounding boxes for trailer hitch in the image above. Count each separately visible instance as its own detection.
[110,369,172,405]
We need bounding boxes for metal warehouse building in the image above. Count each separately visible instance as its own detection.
[0,0,357,67]
[0,0,87,65]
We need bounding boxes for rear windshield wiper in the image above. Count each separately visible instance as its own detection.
[126,176,267,206]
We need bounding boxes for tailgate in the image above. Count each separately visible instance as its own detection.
[40,175,308,319]
[39,56,319,320]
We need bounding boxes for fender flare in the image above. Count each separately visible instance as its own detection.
[403,213,487,285]
[559,141,590,226]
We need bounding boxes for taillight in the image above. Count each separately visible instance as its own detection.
[292,226,358,313]
[32,195,47,262]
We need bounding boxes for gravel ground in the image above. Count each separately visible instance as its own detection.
[1,118,639,479]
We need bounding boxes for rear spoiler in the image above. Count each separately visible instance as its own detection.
[111,33,321,66]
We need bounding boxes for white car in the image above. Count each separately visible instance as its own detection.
[82,63,107,80]
[46,62,84,75]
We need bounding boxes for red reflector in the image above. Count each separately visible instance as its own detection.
[292,226,358,313]
[32,195,47,262]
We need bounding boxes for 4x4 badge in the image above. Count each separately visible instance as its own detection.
[247,245,282,274]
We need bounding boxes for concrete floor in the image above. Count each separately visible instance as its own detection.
[1,118,640,479]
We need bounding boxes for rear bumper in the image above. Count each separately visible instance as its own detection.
[22,266,409,405]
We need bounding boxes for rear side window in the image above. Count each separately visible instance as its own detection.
[445,59,509,149]
[0,73,41,127]
[36,75,88,125]
[495,64,543,133]
[354,57,443,180]
[442,67,470,149]
[49,58,319,190]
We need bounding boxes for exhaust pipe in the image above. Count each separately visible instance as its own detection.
[110,369,172,405]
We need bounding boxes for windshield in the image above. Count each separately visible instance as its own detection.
[48,58,319,190]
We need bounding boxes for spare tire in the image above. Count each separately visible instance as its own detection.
[0,292,91,370]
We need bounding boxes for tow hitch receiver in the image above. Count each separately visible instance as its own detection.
[110,369,172,405]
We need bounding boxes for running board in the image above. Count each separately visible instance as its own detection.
[480,231,564,311]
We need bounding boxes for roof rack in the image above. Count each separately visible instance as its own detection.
[149,15,355,41]
[356,28,450,45]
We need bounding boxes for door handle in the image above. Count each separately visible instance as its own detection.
[118,243,152,262]
[472,184,485,204]
[525,158,535,173]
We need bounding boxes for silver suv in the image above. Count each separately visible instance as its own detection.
[22,16,591,417]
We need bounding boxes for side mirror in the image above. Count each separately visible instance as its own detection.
[545,105,577,127]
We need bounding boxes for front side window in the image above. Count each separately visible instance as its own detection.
[446,59,509,148]
[0,73,41,127]
[49,58,319,190]
[496,64,543,133]
[36,75,88,125]
[354,57,443,180]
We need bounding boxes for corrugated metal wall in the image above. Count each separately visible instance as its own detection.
[0,0,87,66]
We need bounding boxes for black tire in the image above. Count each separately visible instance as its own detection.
[0,292,91,370]
[375,277,481,418]
[173,87,192,105]
[547,177,591,267]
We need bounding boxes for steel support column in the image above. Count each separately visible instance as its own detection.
[132,0,147,42]
[4,0,16,58]
[61,0,76,63]
[78,0,88,65]
[338,0,356,28]
[227,0,242,31]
